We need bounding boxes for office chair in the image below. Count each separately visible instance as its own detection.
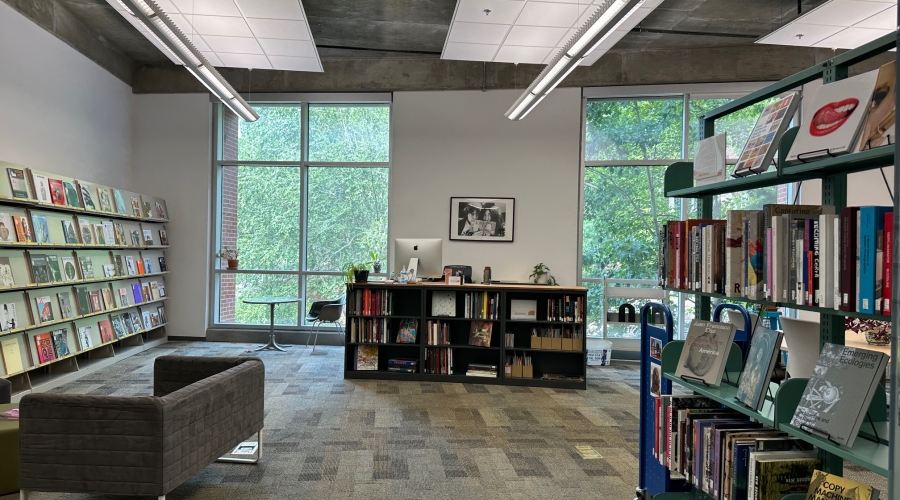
[307,296,345,352]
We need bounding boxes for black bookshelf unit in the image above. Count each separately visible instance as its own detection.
[343,282,588,389]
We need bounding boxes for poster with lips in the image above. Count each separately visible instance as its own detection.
[733,92,799,177]
[786,69,879,164]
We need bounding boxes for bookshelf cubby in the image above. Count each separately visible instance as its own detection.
[344,282,588,389]
[0,161,170,400]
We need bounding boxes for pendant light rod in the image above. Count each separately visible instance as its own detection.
[118,0,259,122]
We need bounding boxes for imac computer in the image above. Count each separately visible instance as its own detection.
[394,238,443,280]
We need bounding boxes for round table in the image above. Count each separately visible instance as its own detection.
[243,297,300,352]
[0,403,18,495]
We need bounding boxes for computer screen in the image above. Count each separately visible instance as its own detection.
[394,238,443,279]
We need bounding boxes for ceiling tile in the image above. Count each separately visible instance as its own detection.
[453,0,526,25]
[857,5,896,29]
[813,26,892,49]
[235,0,305,21]
[185,34,211,52]
[448,22,510,45]
[542,51,556,64]
[442,42,500,61]
[516,2,579,27]
[494,45,552,63]
[797,0,889,27]
[557,28,576,47]
[166,13,196,37]
[172,0,242,16]
[757,22,843,46]
[203,35,264,54]
[268,55,322,72]
[190,15,253,37]
[504,25,568,46]
[258,38,317,57]
[245,18,311,40]
[200,51,224,66]
[217,52,272,69]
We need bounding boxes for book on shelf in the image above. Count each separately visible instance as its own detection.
[348,318,388,343]
[0,213,15,243]
[32,174,51,204]
[466,362,497,378]
[136,258,145,274]
[35,295,54,324]
[118,287,129,307]
[111,316,127,338]
[79,184,95,210]
[48,179,65,206]
[142,201,152,218]
[858,60,895,152]
[97,319,114,343]
[464,291,500,319]
[355,345,378,370]
[30,253,51,284]
[142,310,152,329]
[469,320,492,347]
[425,347,452,374]
[7,168,29,199]
[749,450,820,500]
[97,188,112,213]
[546,295,584,322]
[396,319,417,343]
[510,299,537,320]
[130,197,141,217]
[1,303,18,331]
[858,206,891,314]
[75,287,90,315]
[130,312,142,331]
[57,292,74,319]
[78,326,93,350]
[31,214,50,244]
[130,230,141,247]
[123,313,135,333]
[51,328,70,358]
[157,306,167,324]
[674,319,736,386]
[735,325,782,411]
[158,229,168,245]
[805,469,880,500]
[142,229,153,245]
[431,291,455,316]
[101,288,115,311]
[63,182,80,208]
[387,357,418,373]
[790,343,889,447]
[94,223,105,244]
[132,283,143,303]
[158,257,167,272]
[733,93,799,177]
[89,290,102,312]
[34,331,55,364]
[113,189,127,215]
[47,255,62,282]
[61,256,77,281]
[350,288,392,316]
[883,211,893,314]
[79,256,94,279]
[786,70,880,163]
[0,257,15,287]
[125,256,136,275]
[61,220,78,244]
[13,215,31,243]
[0,337,23,374]
[425,320,449,346]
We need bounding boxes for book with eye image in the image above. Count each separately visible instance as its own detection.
[790,343,889,447]
[735,325,783,411]
[858,60,895,152]
[674,320,737,386]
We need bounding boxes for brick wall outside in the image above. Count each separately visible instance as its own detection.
[219,111,239,322]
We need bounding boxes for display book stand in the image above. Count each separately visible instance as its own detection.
[343,282,588,390]
[0,161,171,401]
[650,29,900,499]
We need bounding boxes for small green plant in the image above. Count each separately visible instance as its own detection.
[343,262,370,283]
[529,263,557,285]
[369,251,383,273]
[216,247,238,260]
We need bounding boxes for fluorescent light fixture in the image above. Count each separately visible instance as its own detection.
[505,0,651,120]
[116,0,258,121]
[756,0,895,49]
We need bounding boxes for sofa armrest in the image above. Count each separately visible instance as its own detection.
[154,355,262,396]
[19,393,165,496]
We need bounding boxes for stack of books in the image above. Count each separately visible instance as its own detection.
[465,363,497,378]
[386,358,417,373]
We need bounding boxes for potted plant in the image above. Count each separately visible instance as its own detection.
[529,263,557,285]
[343,262,370,284]
[216,247,239,270]
[369,251,383,274]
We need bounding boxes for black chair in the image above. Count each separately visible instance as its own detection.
[306,296,346,351]
[0,378,9,404]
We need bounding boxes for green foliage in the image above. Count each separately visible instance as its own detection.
[216,247,238,260]
[529,263,557,285]
[309,105,390,162]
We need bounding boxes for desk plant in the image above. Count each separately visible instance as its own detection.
[529,263,557,285]
[369,251,383,274]
[216,247,239,270]
[343,262,370,284]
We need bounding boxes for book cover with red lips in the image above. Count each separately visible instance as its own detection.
[787,69,880,164]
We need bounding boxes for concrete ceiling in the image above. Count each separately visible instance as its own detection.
[52,0,828,64]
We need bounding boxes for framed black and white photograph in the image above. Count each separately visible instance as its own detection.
[450,197,514,242]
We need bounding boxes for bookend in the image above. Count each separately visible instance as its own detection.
[864,412,881,443]
[795,148,838,163]
[679,374,709,386]
[619,303,636,323]
[798,423,843,446]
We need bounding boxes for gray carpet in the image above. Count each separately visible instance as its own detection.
[8,342,643,500]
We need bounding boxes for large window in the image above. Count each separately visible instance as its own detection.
[213,102,390,328]
[581,91,791,341]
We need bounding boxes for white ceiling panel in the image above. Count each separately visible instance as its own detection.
[757,22,843,46]
[235,0,305,21]
[443,42,500,61]
[448,22,511,45]
[190,15,254,37]
[171,0,242,16]
[516,2,579,27]
[813,26,893,48]
[798,0,892,27]
[857,5,896,29]
[505,25,568,46]
[245,18,311,40]
[494,45,552,63]
[203,35,264,54]
[258,38,317,57]
[269,55,321,71]
[453,0,526,25]
[217,52,272,69]
[200,51,224,66]
[185,34,211,51]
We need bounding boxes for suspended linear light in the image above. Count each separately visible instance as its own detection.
[505,0,658,120]
[115,0,259,122]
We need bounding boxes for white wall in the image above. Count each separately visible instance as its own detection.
[132,94,212,338]
[391,89,583,285]
[0,2,133,187]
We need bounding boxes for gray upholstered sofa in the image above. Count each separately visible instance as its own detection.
[18,355,264,499]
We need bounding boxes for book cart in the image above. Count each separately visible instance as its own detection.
[648,29,900,499]
[344,282,588,389]
[637,303,751,500]
[0,161,170,401]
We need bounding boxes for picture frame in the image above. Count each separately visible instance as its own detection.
[450,197,514,242]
